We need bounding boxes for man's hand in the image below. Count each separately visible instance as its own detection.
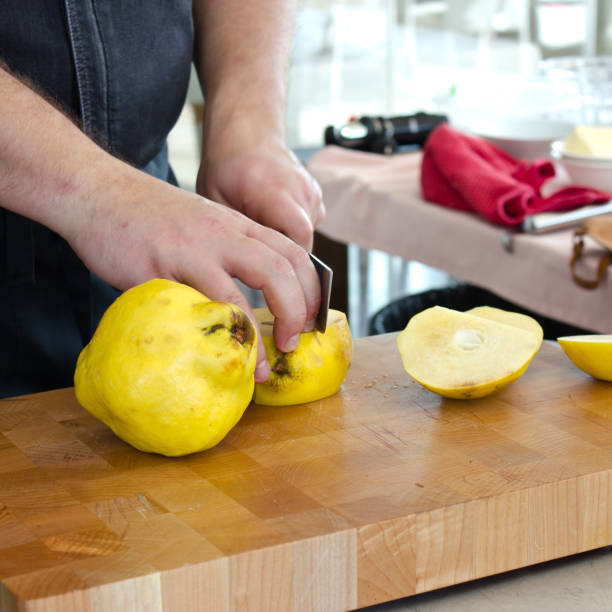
[67,170,321,383]
[196,137,325,251]
[0,65,321,383]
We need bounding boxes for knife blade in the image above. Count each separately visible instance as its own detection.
[309,252,333,333]
[521,201,612,233]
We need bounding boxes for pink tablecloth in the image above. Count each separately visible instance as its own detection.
[308,146,612,333]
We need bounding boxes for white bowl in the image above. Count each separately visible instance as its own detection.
[551,140,612,192]
[460,118,574,160]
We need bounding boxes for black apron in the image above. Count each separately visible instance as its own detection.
[0,0,194,397]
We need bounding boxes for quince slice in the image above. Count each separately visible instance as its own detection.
[74,279,257,456]
[253,307,353,406]
[397,306,543,399]
[557,335,612,381]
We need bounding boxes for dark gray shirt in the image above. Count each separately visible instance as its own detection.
[0,1,194,395]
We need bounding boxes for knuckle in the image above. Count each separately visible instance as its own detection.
[293,244,313,270]
[270,254,295,278]
[308,178,323,203]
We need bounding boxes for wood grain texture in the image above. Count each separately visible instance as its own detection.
[0,335,611,611]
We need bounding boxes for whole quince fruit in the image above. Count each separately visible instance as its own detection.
[74,279,257,456]
[253,306,353,406]
[397,305,542,399]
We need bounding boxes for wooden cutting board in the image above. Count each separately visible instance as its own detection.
[1,334,611,611]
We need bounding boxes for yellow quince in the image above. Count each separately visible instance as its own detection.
[557,335,612,381]
[397,305,542,399]
[74,279,257,456]
[253,306,353,406]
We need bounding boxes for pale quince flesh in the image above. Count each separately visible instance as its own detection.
[557,335,612,382]
[466,306,544,343]
[74,279,257,456]
[253,306,353,406]
[397,305,543,399]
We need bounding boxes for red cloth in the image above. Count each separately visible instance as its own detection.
[421,123,611,226]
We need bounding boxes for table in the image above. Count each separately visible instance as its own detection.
[1,334,612,610]
[308,146,612,334]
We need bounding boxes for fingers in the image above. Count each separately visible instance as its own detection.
[251,189,315,251]
[307,173,326,228]
[224,231,320,352]
[203,153,326,251]
[271,171,326,250]
[287,163,325,228]
[245,175,326,251]
[179,207,321,376]
[149,180,322,371]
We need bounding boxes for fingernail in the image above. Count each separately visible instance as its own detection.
[254,360,270,383]
[285,334,300,352]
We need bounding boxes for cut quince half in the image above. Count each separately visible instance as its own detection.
[557,335,612,381]
[74,279,257,456]
[397,306,543,399]
[253,306,353,406]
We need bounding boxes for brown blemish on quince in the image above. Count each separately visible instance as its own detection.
[200,309,254,346]
[272,356,289,375]
[224,357,243,376]
[230,310,254,346]
[231,325,248,345]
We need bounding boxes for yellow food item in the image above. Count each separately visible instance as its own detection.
[253,307,353,406]
[74,279,257,456]
[466,306,544,343]
[563,125,612,158]
[557,335,612,381]
[397,306,543,399]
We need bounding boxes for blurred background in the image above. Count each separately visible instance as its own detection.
[169,0,612,336]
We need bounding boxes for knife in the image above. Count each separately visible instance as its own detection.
[520,201,612,234]
[308,252,333,333]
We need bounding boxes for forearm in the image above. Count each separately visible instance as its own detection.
[0,65,132,241]
[192,0,298,143]
[0,62,320,375]
[191,2,324,249]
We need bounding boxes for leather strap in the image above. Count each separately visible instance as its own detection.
[570,230,612,289]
